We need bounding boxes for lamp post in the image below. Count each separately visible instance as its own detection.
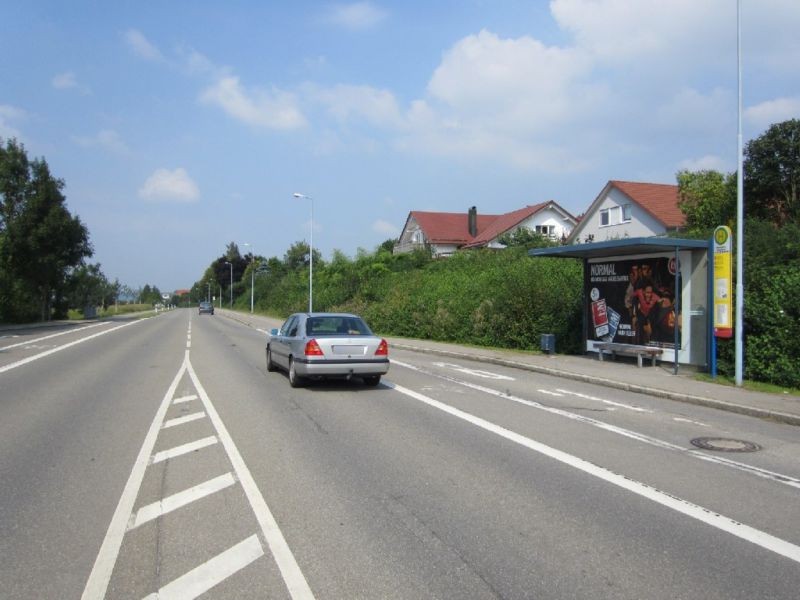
[206,282,211,303]
[224,261,233,308]
[293,192,314,312]
[243,242,255,314]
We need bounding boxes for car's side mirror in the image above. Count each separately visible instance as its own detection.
[270,328,279,335]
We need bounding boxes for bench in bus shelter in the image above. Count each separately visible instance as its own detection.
[595,342,663,368]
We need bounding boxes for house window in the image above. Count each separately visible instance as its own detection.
[600,209,609,226]
[622,204,632,222]
[535,225,555,237]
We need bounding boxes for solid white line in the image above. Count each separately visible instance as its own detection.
[173,394,199,404]
[128,472,236,530]
[387,381,800,564]
[162,412,205,428]
[393,359,800,489]
[0,320,144,374]
[81,353,188,600]
[151,436,218,464]
[186,359,315,599]
[141,535,264,600]
[0,321,106,350]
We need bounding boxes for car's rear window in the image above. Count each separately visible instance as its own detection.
[306,316,372,336]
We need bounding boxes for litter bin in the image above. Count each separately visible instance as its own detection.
[540,333,555,354]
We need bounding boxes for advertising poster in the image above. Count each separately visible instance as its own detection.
[587,257,681,348]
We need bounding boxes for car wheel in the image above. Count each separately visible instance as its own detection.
[363,375,381,387]
[288,358,304,388]
[266,347,277,372]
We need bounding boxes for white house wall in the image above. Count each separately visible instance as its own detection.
[518,208,574,239]
[575,187,666,243]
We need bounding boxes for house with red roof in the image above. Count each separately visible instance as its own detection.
[394,202,578,258]
[566,180,686,244]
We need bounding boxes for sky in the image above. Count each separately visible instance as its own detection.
[2,1,799,292]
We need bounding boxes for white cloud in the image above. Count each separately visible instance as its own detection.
[124,29,164,61]
[0,105,25,140]
[313,84,403,128]
[200,76,307,130]
[72,129,130,154]
[52,71,77,89]
[327,2,387,30]
[745,97,800,130]
[139,168,199,202]
[372,219,399,236]
[550,0,730,64]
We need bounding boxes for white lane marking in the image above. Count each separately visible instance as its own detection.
[81,352,187,600]
[537,389,566,398]
[0,321,106,351]
[392,359,800,490]
[162,412,206,429]
[673,417,710,427]
[142,535,264,600]
[151,436,218,464]
[432,361,515,381]
[555,388,652,413]
[185,359,315,600]
[0,320,144,374]
[387,381,800,564]
[173,394,198,404]
[128,473,236,530]
[256,328,269,334]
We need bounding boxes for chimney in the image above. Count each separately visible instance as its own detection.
[468,206,477,237]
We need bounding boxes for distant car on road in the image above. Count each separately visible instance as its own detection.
[198,301,214,315]
[266,313,389,387]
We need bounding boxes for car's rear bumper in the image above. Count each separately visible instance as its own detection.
[294,357,389,378]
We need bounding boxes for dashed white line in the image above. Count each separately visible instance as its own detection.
[162,412,206,429]
[392,359,800,490]
[173,394,199,404]
[186,359,315,599]
[128,472,236,530]
[151,436,218,464]
[555,388,652,412]
[142,535,264,600]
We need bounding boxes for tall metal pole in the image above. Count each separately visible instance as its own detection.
[735,0,744,386]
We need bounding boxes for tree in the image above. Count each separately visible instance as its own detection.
[744,119,800,224]
[0,139,92,321]
[283,241,322,270]
[497,227,559,250]
[676,169,736,233]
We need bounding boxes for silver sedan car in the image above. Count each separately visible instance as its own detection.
[266,313,390,387]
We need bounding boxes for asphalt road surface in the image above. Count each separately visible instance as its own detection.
[1,309,799,599]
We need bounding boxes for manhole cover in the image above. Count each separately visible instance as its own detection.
[690,437,762,452]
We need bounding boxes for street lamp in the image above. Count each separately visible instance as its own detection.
[293,192,314,312]
[224,261,233,308]
[243,242,255,314]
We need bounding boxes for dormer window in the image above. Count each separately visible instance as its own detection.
[622,203,632,222]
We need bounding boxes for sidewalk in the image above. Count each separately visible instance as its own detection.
[233,310,800,427]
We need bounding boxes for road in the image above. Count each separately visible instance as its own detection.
[1,309,799,599]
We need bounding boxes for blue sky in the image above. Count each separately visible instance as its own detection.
[2,1,799,292]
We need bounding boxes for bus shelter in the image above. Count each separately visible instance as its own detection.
[529,238,713,374]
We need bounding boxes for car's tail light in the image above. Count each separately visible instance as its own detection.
[304,339,324,356]
[375,339,389,356]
